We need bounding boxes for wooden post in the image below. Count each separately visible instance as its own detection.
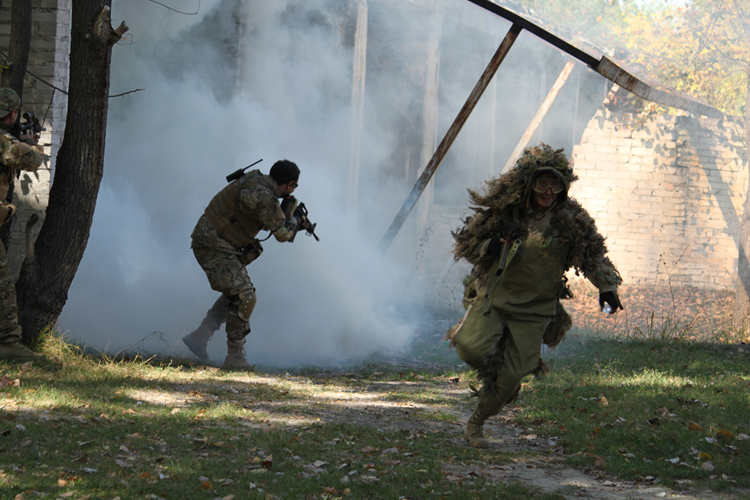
[377,22,522,255]
[501,59,576,173]
[347,0,368,213]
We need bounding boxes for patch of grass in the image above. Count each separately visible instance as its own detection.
[516,337,750,491]
[0,345,558,499]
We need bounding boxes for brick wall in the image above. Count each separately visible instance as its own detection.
[418,108,748,306]
[0,0,70,276]
[570,109,747,289]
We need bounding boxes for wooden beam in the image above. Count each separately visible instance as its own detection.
[347,0,368,213]
[377,23,523,255]
[501,59,576,173]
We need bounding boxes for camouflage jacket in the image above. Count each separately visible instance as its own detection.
[192,170,297,253]
[0,122,43,202]
[453,144,621,317]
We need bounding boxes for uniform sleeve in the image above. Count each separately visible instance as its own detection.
[237,184,298,242]
[1,133,42,172]
[565,202,622,293]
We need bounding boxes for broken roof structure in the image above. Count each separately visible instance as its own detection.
[377,0,724,254]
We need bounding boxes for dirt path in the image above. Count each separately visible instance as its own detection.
[178,369,743,500]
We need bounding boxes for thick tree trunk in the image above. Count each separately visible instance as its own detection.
[0,0,33,250]
[15,1,127,344]
[1,0,32,92]
[733,69,750,332]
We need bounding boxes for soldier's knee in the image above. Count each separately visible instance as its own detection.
[227,288,257,322]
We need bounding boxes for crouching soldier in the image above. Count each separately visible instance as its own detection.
[183,160,303,370]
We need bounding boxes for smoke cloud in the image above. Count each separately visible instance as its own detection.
[57,0,608,366]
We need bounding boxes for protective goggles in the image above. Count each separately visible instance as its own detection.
[532,177,564,194]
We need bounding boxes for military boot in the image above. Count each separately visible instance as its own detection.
[181,323,214,361]
[0,341,43,361]
[465,407,490,448]
[221,339,253,371]
[182,297,227,361]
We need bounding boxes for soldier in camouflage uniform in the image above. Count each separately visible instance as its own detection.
[0,89,43,361]
[183,160,302,370]
[450,144,623,448]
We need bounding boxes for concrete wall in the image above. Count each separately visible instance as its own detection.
[0,0,70,276]
[570,109,747,289]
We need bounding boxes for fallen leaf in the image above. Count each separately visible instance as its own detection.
[171,408,181,414]
[200,480,212,490]
[737,434,749,441]
[701,461,714,471]
[323,487,338,494]
[688,422,705,431]
[593,455,607,467]
[667,457,680,463]
[698,452,712,460]
[312,460,328,468]
[261,454,273,468]
[716,429,734,441]
[599,396,608,407]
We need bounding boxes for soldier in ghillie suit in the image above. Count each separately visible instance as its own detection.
[448,143,623,448]
[182,160,303,370]
[0,89,43,361]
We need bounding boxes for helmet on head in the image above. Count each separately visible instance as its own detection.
[0,88,21,117]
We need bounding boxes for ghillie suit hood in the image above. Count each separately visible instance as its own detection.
[452,144,578,276]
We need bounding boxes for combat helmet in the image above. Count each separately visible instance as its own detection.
[0,88,20,117]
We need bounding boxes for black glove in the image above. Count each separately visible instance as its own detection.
[486,238,503,256]
[599,291,623,313]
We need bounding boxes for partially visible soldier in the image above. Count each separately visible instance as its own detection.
[183,159,302,370]
[0,88,43,361]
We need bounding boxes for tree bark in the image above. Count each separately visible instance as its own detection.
[732,67,750,332]
[0,0,33,250]
[15,1,127,344]
[1,0,32,92]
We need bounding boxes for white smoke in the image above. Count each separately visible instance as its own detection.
[57,0,607,366]
[58,0,427,366]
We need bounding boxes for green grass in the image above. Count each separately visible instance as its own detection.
[0,336,562,500]
[517,336,750,491]
[3,327,750,498]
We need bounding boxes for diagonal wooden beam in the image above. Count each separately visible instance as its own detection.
[502,59,576,173]
[377,23,523,255]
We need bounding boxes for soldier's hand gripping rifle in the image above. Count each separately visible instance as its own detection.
[294,203,319,241]
[18,112,45,135]
[226,158,263,183]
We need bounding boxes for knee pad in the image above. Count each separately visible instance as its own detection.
[229,288,256,322]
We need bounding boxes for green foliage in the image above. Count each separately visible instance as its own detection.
[515,0,749,117]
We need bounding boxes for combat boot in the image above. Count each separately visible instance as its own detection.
[0,341,43,361]
[181,322,214,361]
[221,339,253,371]
[465,407,490,449]
[182,297,227,361]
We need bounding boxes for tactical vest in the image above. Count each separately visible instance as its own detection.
[204,170,279,249]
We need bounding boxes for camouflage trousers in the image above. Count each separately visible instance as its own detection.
[193,245,255,341]
[475,309,551,418]
[0,241,21,344]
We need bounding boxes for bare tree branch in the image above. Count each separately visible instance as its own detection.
[147,0,200,15]
[110,88,145,98]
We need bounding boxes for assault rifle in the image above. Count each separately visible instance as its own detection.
[293,203,319,242]
[10,111,45,140]
[18,112,45,135]
[226,158,263,183]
